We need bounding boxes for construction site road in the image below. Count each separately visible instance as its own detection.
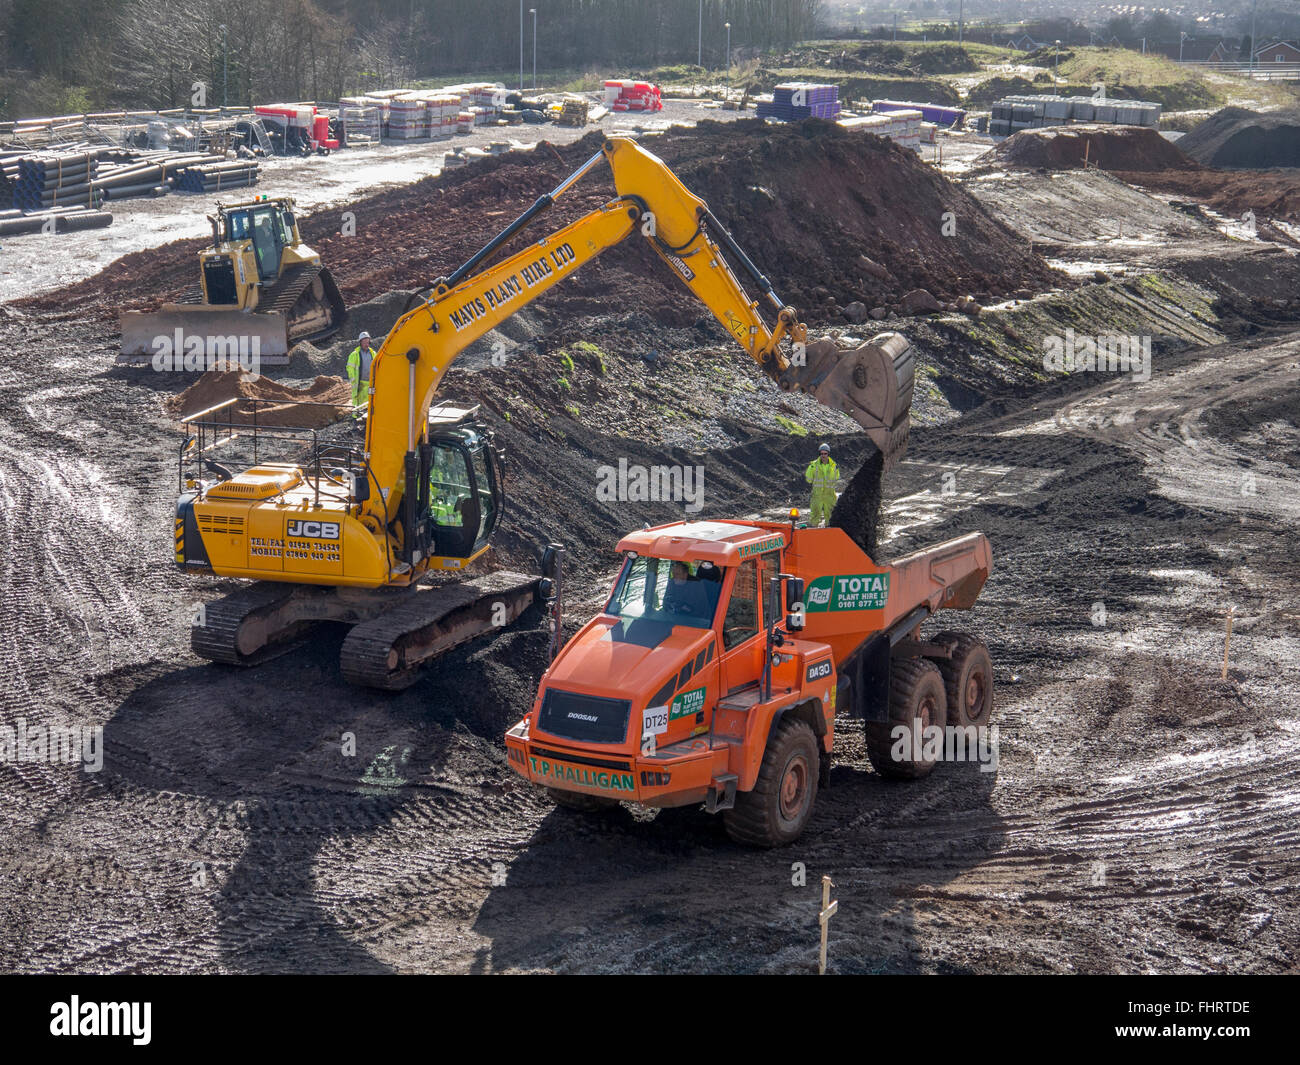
[0,297,1295,972]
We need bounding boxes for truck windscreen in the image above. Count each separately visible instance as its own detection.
[606,555,723,635]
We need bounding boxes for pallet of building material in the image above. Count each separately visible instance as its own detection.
[386,95,429,139]
[757,82,840,121]
[872,99,966,128]
[337,100,381,147]
[604,80,663,113]
[556,98,589,127]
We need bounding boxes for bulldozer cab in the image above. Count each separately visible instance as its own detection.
[223,202,293,283]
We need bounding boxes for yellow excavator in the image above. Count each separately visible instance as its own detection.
[174,137,914,689]
[120,195,345,363]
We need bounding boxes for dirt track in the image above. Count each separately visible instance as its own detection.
[0,121,1298,974]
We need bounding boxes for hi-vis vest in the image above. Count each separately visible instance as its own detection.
[806,457,839,488]
[346,345,373,404]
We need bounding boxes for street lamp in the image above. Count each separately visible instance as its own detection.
[698,0,703,67]
[530,8,537,90]
[519,1,524,91]
[1054,39,1061,78]
[1250,0,1259,71]
[219,24,228,108]
[1179,31,1188,63]
[725,21,731,84]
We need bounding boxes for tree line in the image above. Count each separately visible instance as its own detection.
[0,0,821,118]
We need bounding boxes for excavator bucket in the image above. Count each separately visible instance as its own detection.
[118,306,292,366]
[777,331,915,471]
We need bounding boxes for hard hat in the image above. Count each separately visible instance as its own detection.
[358,331,371,340]
[818,443,830,453]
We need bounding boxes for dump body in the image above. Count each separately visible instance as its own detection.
[505,519,991,809]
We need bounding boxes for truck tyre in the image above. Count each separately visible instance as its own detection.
[867,657,947,780]
[932,631,994,729]
[546,787,619,812]
[724,717,819,847]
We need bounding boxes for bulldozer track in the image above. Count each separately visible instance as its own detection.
[340,570,540,691]
[263,263,322,316]
[166,264,339,337]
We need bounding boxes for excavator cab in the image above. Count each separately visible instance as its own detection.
[426,425,502,560]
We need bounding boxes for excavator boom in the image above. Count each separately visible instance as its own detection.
[361,137,914,537]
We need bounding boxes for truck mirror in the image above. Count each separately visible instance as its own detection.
[785,576,805,630]
[352,471,370,503]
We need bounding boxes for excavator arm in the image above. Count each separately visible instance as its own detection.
[361,136,913,541]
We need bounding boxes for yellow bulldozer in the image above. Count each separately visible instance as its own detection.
[120,195,345,364]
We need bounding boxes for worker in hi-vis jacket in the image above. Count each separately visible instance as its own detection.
[805,443,839,527]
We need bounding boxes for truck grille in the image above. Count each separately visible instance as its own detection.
[538,689,631,745]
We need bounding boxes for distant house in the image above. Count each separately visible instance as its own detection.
[1156,39,1233,62]
[1254,41,1300,63]
[1006,35,1042,52]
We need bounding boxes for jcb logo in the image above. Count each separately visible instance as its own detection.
[287,520,340,540]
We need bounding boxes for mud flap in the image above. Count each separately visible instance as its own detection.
[840,632,890,723]
[118,307,291,364]
[176,494,208,568]
[705,773,738,813]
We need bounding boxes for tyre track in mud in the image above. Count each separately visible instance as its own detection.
[2,284,1298,972]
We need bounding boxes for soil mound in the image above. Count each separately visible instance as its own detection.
[1177,106,1300,168]
[24,119,1058,325]
[166,372,351,428]
[983,125,1196,173]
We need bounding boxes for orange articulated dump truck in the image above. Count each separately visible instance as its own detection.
[505,518,993,846]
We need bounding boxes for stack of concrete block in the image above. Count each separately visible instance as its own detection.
[337,98,381,145]
[839,109,923,150]
[989,94,1161,136]
[386,96,428,139]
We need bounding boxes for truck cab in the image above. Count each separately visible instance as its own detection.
[506,516,994,847]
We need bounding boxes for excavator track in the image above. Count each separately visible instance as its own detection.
[191,581,317,666]
[340,570,540,691]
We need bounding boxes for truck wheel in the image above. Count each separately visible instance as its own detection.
[866,657,947,780]
[724,717,819,847]
[546,787,619,812]
[932,631,994,729]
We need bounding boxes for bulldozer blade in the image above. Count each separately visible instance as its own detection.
[777,331,915,471]
[118,306,291,366]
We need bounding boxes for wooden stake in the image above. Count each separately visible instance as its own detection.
[818,875,837,975]
[1222,605,1235,680]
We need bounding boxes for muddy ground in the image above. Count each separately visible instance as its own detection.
[0,121,1297,974]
